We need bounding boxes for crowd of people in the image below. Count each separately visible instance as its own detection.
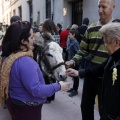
[0,0,120,120]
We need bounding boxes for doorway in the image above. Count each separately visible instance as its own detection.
[72,1,83,26]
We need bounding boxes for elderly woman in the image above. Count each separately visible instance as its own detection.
[66,22,120,120]
[0,21,70,120]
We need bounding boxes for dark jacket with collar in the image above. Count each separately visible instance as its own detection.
[79,48,120,119]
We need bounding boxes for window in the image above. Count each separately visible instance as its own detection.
[27,0,33,24]
[13,9,16,16]
[72,1,83,25]
[46,0,51,19]
[18,6,22,19]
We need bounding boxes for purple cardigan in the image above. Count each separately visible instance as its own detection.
[9,56,60,103]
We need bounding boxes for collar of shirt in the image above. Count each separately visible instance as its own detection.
[97,18,114,26]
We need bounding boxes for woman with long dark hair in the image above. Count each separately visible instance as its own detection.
[0,21,70,120]
[42,18,60,44]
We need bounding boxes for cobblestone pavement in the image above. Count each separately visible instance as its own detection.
[0,78,100,120]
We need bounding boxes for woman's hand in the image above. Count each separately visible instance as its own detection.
[59,81,72,91]
[66,68,79,77]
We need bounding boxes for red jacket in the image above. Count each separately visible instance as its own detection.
[60,29,69,48]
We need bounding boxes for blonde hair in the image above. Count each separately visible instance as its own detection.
[99,22,120,42]
[70,24,78,30]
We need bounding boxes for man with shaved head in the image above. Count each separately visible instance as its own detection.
[66,0,116,119]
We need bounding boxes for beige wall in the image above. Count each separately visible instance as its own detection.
[0,1,2,23]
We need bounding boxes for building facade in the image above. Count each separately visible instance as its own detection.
[0,1,2,23]
[2,0,120,29]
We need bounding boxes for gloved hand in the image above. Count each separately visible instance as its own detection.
[59,81,72,91]
[65,60,75,69]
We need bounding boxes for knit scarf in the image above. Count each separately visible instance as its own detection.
[0,50,33,106]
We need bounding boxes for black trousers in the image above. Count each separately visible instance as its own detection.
[72,65,79,91]
[63,48,68,61]
[7,97,43,120]
[81,77,102,120]
[72,76,79,91]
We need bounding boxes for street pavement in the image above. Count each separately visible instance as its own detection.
[0,78,100,120]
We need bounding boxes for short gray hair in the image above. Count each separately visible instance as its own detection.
[99,22,120,42]
[98,0,115,5]
[70,24,78,30]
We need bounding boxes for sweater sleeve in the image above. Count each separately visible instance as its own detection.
[72,30,90,65]
[17,57,60,98]
[79,60,106,78]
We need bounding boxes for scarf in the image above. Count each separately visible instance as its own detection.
[0,50,33,106]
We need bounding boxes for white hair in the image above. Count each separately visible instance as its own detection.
[70,24,78,30]
[99,22,120,42]
[98,0,115,5]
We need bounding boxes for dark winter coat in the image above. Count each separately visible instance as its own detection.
[79,48,120,119]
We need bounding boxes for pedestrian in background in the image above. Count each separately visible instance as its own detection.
[60,25,71,61]
[57,23,62,35]
[65,0,115,119]
[66,24,80,97]
[40,18,60,102]
[66,24,79,53]
[38,22,43,33]
[66,29,80,97]
[42,18,60,44]
[10,15,21,24]
[77,18,89,44]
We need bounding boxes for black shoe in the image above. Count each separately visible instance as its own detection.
[68,90,78,97]
[67,88,73,92]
